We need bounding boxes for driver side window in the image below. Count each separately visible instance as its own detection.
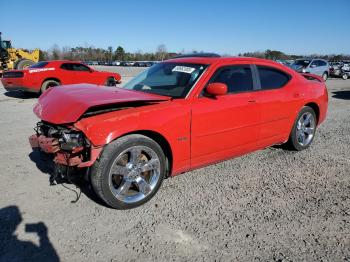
[60,63,74,70]
[72,64,91,72]
[209,65,254,93]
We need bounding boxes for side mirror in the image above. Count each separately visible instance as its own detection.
[205,83,228,96]
[310,64,317,68]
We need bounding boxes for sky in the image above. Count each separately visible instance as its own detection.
[1,0,350,55]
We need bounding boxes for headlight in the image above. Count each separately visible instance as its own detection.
[59,132,84,151]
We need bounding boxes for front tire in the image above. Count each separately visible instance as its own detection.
[105,77,116,86]
[90,134,167,209]
[287,106,317,151]
[342,74,348,80]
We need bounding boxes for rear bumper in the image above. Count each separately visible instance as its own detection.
[4,85,39,93]
[1,79,39,93]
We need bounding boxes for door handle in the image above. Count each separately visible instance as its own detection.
[294,93,304,98]
[248,99,256,103]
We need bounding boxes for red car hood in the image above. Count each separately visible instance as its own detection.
[34,84,171,124]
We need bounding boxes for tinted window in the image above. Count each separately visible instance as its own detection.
[60,63,91,71]
[310,60,318,67]
[60,63,73,70]
[294,60,311,67]
[72,64,91,72]
[211,65,253,93]
[317,60,327,66]
[28,62,49,68]
[257,66,290,89]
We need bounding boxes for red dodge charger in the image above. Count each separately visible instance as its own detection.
[1,60,121,94]
[29,55,328,209]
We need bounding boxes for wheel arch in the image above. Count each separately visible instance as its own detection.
[304,102,320,124]
[41,77,61,86]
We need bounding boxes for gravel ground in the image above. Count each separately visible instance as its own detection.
[0,67,349,261]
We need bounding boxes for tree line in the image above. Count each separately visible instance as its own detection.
[40,44,176,62]
[39,44,350,62]
[239,49,350,61]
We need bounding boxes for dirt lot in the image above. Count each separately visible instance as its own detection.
[0,67,349,261]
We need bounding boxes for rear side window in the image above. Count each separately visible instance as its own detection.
[257,66,290,90]
[211,65,254,93]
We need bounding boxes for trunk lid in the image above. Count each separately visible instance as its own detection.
[34,84,171,124]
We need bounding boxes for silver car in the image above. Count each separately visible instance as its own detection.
[290,58,330,81]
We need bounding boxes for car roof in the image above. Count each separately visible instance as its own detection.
[45,60,84,66]
[164,56,279,65]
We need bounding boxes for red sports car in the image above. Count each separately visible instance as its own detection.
[29,55,328,209]
[1,60,121,94]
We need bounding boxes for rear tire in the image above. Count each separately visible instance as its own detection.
[90,134,167,209]
[342,74,348,80]
[286,106,317,151]
[40,80,60,93]
[16,59,35,70]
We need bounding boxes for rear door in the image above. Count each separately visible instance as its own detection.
[253,65,295,146]
[190,64,260,168]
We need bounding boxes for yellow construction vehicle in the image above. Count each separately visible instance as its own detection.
[0,32,40,72]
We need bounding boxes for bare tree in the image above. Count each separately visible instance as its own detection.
[50,44,61,60]
[62,46,73,60]
[156,44,167,61]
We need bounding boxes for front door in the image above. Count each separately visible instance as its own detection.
[190,65,260,169]
[70,63,95,84]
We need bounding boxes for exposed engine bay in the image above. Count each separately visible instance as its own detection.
[29,121,103,184]
[30,121,89,164]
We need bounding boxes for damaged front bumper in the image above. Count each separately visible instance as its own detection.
[29,122,102,168]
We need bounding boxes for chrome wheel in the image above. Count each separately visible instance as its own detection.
[296,112,316,146]
[108,145,161,204]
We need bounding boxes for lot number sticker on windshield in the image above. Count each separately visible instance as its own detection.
[172,66,195,74]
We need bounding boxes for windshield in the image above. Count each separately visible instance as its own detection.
[123,62,207,98]
[293,59,311,67]
[28,61,49,68]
